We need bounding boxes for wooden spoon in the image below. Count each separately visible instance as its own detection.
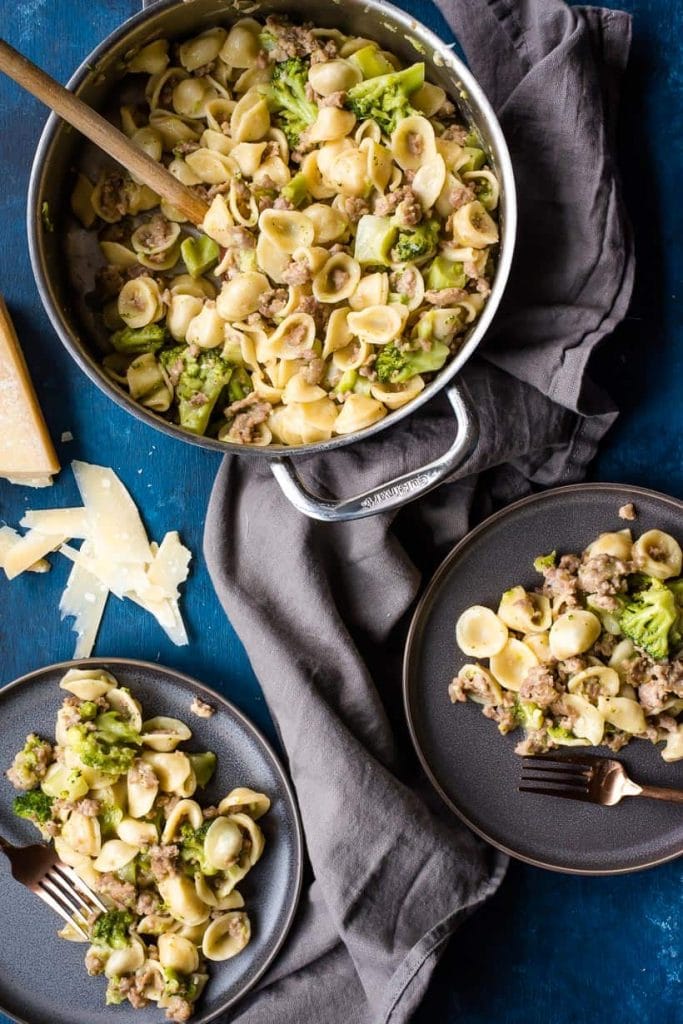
[0,37,210,226]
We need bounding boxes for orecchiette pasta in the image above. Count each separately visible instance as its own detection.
[75,15,500,445]
[6,670,270,1016]
[449,522,683,761]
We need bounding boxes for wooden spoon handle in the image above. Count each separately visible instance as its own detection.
[0,37,209,226]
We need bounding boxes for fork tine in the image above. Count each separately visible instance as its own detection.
[521,763,590,778]
[41,874,90,928]
[34,884,89,939]
[521,773,589,789]
[54,863,107,914]
[518,785,592,802]
[523,754,596,769]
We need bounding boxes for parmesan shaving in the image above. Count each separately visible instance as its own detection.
[72,460,152,566]
[0,525,50,574]
[21,507,90,538]
[0,461,192,654]
[59,541,108,658]
[147,531,192,600]
[3,529,67,580]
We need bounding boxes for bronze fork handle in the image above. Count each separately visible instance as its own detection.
[637,784,683,803]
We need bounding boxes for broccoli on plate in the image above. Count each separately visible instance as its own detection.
[619,577,678,659]
[375,340,450,384]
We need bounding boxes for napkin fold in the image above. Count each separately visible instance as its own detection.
[204,2,634,1021]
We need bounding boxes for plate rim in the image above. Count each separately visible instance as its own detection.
[403,482,683,876]
[0,656,304,1024]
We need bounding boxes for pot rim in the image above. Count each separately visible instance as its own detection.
[27,0,517,459]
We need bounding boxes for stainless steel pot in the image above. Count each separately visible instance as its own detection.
[28,0,516,521]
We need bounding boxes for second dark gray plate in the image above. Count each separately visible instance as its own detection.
[404,484,683,874]
[0,659,303,1024]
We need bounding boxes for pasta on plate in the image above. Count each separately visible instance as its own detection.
[449,525,683,761]
[5,669,269,1022]
[72,16,500,446]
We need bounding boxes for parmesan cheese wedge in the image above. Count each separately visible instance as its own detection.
[0,296,59,485]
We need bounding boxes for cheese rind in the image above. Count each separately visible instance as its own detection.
[0,296,59,481]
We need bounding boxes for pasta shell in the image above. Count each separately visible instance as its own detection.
[60,668,117,699]
[370,375,425,410]
[362,140,393,193]
[104,936,146,979]
[304,203,348,245]
[411,154,446,211]
[497,586,552,634]
[217,273,270,321]
[158,875,211,926]
[161,799,203,844]
[585,529,632,560]
[204,816,244,870]
[632,529,682,579]
[230,90,270,142]
[307,107,356,144]
[172,77,217,118]
[127,39,170,75]
[158,933,199,974]
[549,611,601,660]
[332,340,372,372]
[307,59,362,96]
[456,606,508,658]
[259,210,315,254]
[100,241,138,269]
[568,666,620,699]
[141,751,192,792]
[450,200,499,248]
[61,812,101,858]
[412,82,447,117]
[230,142,267,177]
[334,394,386,435]
[219,19,262,68]
[349,272,389,310]
[322,307,353,358]
[117,817,158,847]
[230,812,265,865]
[268,313,316,359]
[282,373,327,405]
[200,128,235,155]
[217,787,271,820]
[313,253,361,302]
[106,688,143,732]
[93,839,138,873]
[391,115,437,171]
[347,304,403,345]
[562,694,604,746]
[167,294,204,342]
[202,194,236,247]
[186,148,237,185]
[178,27,227,72]
[489,638,539,692]
[186,302,225,349]
[118,276,164,329]
[327,148,368,197]
[205,97,236,132]
[463,169,500,211]
[202,912,251,962]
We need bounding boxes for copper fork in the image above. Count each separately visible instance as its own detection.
[519,754,683,806]
[0,835,107,937]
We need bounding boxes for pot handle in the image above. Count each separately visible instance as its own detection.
[269,382,478,522]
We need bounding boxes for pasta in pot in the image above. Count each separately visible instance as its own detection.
[449,522,683,761]
[5,671,270,1020]
[74,15,500,446]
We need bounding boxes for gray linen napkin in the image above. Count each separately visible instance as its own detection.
[204,1,634,1021]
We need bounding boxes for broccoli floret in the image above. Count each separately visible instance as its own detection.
[110,324,166,354]
[227,366,253,405]
[267,58,318,147]
[160,346,233,436]
[281,171,311,209]
[375,340,450,384]
[92,910,134,950]
[533,551,557,573]
[13,790,54,824]
[6,733,52,791]
[391,218,440,264]
[67,713,140,776]
[181,234,220,278]
[179,821,215,876]
[188,751,217,788]
[513,700,544,731]
[163,967,200,1000]
[619,578,678,660]
[105,978,126,1006]
[426,255,466,291]
[346,62,424,136]
[78,700,99,721]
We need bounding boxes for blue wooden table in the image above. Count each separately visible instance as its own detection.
[0,1,680,1022]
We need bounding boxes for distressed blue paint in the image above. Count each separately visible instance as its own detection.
[0,2,680,1023]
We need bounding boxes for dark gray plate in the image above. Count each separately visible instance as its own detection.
[404,484,683,874]
[0,659,303,1024]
